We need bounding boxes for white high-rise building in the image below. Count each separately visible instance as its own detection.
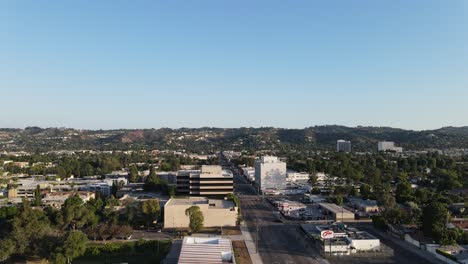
[254,156,287,191]
[336,140,351,152]
[378,141,403,152]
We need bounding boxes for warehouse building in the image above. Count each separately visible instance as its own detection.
[319,203,355,221]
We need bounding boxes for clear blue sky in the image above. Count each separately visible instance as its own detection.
[1,1,467,130]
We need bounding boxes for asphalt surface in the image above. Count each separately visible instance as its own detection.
[233,169,326,264]
[223,156,437,264]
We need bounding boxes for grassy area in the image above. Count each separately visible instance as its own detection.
[232,240,253,264]
[74,240,172,264]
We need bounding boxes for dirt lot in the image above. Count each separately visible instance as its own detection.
[232,240,253,264]
[222,226,242,235]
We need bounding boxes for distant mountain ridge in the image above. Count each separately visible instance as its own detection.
[0,125,467,152]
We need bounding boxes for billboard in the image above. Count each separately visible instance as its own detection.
[320,230,334,239]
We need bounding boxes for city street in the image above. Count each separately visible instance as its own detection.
[224,157,448,264]
[233,169,327,264]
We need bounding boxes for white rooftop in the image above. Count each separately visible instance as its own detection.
[179,236,233,264]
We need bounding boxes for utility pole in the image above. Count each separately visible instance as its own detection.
[341,205,344,222]
[255,222,260,253]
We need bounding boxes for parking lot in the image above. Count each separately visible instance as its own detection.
[266,195,333,221]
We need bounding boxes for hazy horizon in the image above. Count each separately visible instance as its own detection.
[1,124,467,132]
[2,1,467,130]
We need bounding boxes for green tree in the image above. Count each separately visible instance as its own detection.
[169,185,176,197]
[129,165,139,183]
[436,169,462,191]
[422,202,449,242]
[62,195,96,230]
[9,200,51,256]
[185,206,204,233]
[395,180,413,204]
[335,195,343,206]
[311,187,321,195]
[415,188,431,205]
[360,184,372,200]
[0,239,15,262]
[144,167,160,191]
[50,253,67,264]
[227,193,242,222]
[62,231,88,264]
[141,199,161,230]
[308,173,318,186]
[33,185,42,206]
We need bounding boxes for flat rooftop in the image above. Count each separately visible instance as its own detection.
[319,203,354,215]
[166,197,235,209]
[347,231,377,240]
[179,236,233,264]
[350,198,378,207]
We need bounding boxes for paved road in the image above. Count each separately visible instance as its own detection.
[224,158,440,264]
[234,169,326,264]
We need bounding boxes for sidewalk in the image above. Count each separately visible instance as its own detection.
[240,222,263,264]
[161,239,181,264]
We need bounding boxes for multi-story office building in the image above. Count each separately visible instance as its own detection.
[378,141,403,152]
[176,165,233,197]
[336,139,351,152]
[254,156,287,191]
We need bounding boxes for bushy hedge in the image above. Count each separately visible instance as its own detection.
[77,240,172,264]
[371,215,387,231]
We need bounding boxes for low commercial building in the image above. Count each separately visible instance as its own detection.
[349,198,379,213]
[79,183,112,197]
[272,199,307,217]
[287,171,310,182]
[303,194,326,204]
[319,203,355,221]
[346,230,381,252]
[378,141,403,152]
[178,236,235,264]
[242,167,255,182]
[43,191,95,208]
[164,197,238,229]
[222,150,242,160]
[7,176,124,199]
[301,224,381,255]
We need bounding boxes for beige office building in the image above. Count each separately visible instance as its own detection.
[176,165,234,196]
[164,197,238,229]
